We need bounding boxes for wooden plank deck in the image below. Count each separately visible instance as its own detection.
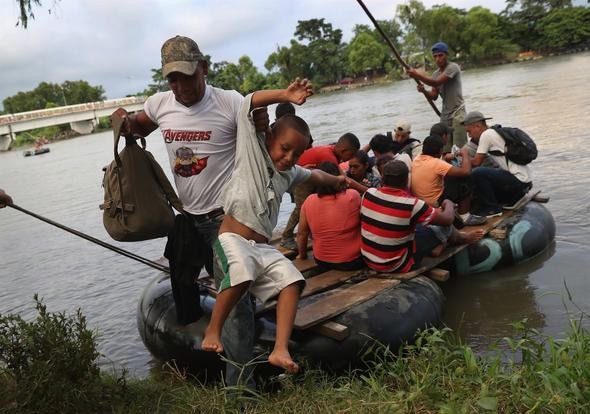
[294,278,401,330]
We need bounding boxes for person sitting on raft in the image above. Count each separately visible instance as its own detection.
[280,132,359,251]
[411,135,486,227]
[463,111,533,217]
[345,150,381,193]
[296,161,364,272]
[360,160,480,272]
[201,79,346,374]
[365,134,412,179]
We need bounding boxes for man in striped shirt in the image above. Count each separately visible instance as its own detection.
[360,160,455,272]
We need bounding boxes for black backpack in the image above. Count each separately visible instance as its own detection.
[489,124,537,165]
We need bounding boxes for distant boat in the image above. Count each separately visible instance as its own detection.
[23,147,50,157]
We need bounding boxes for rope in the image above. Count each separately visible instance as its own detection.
[8,203,170,273]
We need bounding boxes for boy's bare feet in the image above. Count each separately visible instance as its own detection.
[458,228,485,244]
[202,329,224,353]
[269,348,299,373]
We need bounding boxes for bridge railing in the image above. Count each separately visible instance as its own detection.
[0,96,147,125]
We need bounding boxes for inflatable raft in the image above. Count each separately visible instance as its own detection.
[137,200,554,375]
[138,273,444,375]
[455,201,555,275]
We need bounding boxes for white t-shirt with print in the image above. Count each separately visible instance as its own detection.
[144,85,243,214]
[476,128,532,183]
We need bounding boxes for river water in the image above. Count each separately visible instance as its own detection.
[1,52,590,377]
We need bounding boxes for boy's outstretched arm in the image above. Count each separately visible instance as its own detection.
[307,170,347,190]
[251,78,313,110]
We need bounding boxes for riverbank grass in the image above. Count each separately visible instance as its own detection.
[1,296,589,413]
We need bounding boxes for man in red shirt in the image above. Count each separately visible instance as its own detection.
[280,133,360,249]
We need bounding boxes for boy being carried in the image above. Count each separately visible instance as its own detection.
[202,79,346,374]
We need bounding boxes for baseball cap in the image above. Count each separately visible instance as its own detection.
[429,122,453,138]
[382,160,409,178]
[395,120,411,134]
[431,42,449,54]
[461,111,493,126]
[161,35,204,78]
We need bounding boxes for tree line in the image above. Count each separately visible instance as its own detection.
[4,0,589,113]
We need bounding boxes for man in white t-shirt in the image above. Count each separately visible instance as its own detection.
[111,35,259,388]
[462,111,533,217]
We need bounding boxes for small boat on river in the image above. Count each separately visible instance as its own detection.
[23,147,50,157]
[137,196,555,376]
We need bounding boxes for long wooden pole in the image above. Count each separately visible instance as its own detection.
[355,0,441,117]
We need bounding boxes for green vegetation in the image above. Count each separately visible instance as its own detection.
[1,296,589,413]
[2,80,106,114]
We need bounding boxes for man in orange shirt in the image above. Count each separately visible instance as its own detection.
[411,135,485,226]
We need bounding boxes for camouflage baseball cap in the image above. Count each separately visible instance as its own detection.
[161,35,204,78]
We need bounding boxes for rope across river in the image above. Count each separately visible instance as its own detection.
[8,203,170,274]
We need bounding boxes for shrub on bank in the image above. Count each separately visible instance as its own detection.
[1,297,589,413]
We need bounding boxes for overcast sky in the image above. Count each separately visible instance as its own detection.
[1,0,507,108]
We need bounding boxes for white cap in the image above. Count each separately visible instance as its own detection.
[395,120,411,134]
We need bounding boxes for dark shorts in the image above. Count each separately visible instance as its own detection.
[441,175,472,204]
[315,256,365,272]
[413,224,442,268]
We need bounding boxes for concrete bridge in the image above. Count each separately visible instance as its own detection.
[0,96,146,151]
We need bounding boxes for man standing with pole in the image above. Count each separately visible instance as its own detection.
[355,0,441,118]
[406,42,467,153]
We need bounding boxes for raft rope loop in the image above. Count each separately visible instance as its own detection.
[355,0,441,117]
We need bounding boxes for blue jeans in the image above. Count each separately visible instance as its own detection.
[191,215,256,389]
[471,167,530,213]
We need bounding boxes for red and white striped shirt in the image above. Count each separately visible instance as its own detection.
[360,186,437,272]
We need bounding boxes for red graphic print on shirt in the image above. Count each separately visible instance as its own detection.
[173,146,209,177]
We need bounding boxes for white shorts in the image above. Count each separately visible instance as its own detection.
[214,232,305,303]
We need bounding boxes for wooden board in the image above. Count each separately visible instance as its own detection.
[426,268,450,282]
[303,269,359,296]
[258,269,360,313]
[293,257,318,273]
[310,321,350,341]
[294,278,400,330]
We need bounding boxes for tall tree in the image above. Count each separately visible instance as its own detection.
[396,0,430,52]
[538,7,590,49]
[501,0,573,49]
[265,40,313,85]
[346,32,387,77]
[208,56,266,95]
[461,7,519,62]
[426,6,466,55]
[293,18,346,84]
